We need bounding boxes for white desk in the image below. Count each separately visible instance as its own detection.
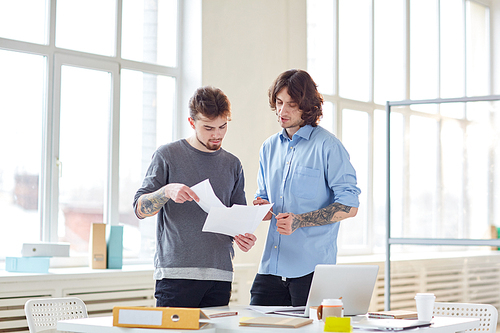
[57,316,216,333]
[57,305,480,333]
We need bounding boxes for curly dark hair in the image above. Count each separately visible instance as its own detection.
[189,86,231,121]
[269,69,323,127]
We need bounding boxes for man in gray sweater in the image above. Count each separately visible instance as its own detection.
[134,86,256,307]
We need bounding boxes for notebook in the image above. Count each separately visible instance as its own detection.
[273,264,379,317]
[352,318,432,331]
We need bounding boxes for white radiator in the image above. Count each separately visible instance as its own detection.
[0,266,155,332]
[367,252,500,313]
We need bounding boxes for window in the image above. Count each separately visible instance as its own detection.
[0,0,182,262]
[0,50,45,253]
[307,0,495,254]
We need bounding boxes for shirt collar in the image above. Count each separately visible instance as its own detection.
[279,124,314,142]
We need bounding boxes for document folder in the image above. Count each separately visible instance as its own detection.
[90,223,107,269]
[113,306,209,330]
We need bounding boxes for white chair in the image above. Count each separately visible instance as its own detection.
[24,297,88,333]
[433,302,498,333]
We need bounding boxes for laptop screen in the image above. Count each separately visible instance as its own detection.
[304,264,379,316]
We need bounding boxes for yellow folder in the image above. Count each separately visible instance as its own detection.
[112,306,209,330]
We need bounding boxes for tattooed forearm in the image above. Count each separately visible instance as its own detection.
[137,189,169,218]
[291,202,353,230]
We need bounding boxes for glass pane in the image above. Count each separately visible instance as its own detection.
[373,109,387,252]
[494,102,500,229]
[307,0,335,95]
[440,102,465,119]
[122,0,178,67]
[441,119,464,238]
[119,69,176,260]
[56,0,116,56]
[0,50,45,257]
[374,0,405,104]
[58,65,111,255]
[389,111,404,238]
[466,1,489,97]
[0,0,49,44]
[465,105,490,239]
[408,116,439,237]
[410,0,438,113]
[338,109,369,250]
[440,0,465,99]
[319,101,335,135]
[339,0,371,102]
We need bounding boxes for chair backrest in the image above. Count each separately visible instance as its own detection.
[24,297,88,333]
[433,302,498,333]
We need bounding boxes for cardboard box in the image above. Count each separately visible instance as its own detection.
[5,257,50,273]
[113,306,209,330]
[106,225,123,269]
[90,223,107,269]
[21,242,70,257]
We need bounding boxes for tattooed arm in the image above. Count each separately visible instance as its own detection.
[135,183,199,219]
[275,202,358,235]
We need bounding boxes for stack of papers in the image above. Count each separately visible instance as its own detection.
[191,179,273,237]
[239,316,313,328]
[368,310,418,319]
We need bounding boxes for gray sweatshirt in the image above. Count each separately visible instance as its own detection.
[133,139,246,282]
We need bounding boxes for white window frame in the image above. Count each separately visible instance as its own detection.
[0,0,197,262]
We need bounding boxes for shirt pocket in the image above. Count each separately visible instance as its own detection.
[291,166,321,199]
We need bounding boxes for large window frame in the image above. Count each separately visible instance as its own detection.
[307,0,495,255]
[0,0,194,262]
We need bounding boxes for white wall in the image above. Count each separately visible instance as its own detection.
[200,0,307,265]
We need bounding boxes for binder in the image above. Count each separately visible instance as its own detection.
[89,223,107,269]
[106,225,123,269]
[113,306,209,330]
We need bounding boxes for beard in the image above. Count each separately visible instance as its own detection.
[196,134,222,151]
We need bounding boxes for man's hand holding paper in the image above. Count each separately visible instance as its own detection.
[191,179,272,237]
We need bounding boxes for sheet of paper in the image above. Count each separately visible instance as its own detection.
[190,179,225,213]
[202,203,273,237]
[190,179,273,237]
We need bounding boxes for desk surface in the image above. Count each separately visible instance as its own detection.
[57,305,480,333]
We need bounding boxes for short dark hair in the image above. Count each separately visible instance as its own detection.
[269,69,323,127]
[189,86,231,120]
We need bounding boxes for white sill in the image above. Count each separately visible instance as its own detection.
[2,250,499,281]
[0,263,155,282]
[337,249,500,264]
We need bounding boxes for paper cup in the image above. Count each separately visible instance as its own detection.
[317,299,343,321]
[414,293,436,322]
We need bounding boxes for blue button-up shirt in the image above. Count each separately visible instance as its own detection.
[255,125,361,278]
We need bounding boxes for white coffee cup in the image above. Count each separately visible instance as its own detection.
[317,299,343,321]
[414,293,436,322]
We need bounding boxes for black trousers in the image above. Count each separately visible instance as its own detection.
[249,272,314,306]
[155,278,231,308]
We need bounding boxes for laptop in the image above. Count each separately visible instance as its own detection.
[352,318,432,331]
[274,264,379,318]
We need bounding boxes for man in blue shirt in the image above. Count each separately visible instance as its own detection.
[250,69,361,306]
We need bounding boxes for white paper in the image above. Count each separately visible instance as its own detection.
[190,179,226,213]
[191,179,273,237]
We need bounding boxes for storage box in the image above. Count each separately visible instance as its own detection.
[90,223,107,269]
[112,306,209,330]
[106,225,123,269]
[21,242,70,257]
[5,257,50,273]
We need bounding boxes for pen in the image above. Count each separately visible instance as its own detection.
[270,210,277,217]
